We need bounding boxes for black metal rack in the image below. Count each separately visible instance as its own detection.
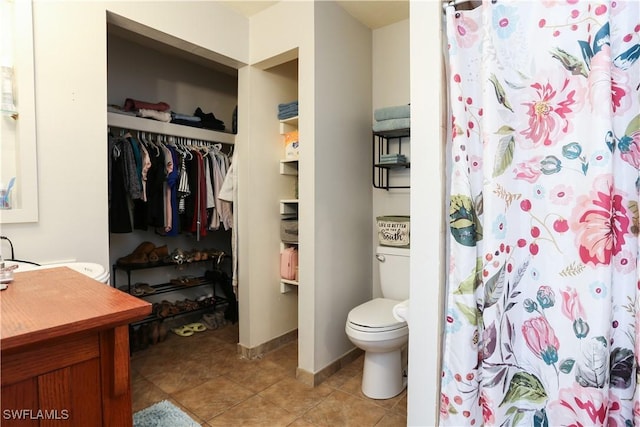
[112,255,229,325]
[372,128,411,190]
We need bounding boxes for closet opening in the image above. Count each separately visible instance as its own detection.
[106,12,239,352]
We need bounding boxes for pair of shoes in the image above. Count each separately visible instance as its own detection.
[132,282,156,296]
[117,241,156,265]
[164,248,187,265]
[174,299,200,312]
[154,300,179,318]
[215,310,227,328]
[148,245,169,263]
[170,276,203,287]
[172,322,207,337]
[201,313,218,330]
[196,293,215,308]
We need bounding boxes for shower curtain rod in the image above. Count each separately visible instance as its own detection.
[442,0,474,12]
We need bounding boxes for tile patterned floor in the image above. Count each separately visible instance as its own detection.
[131,322,407,426]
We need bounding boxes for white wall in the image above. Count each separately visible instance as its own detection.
[246,0,373,375]
[237,60,300,350]
[242,0,314,369]
[312,0,373,372]
[1,2,248,269]
[372,19,410,298]
[409,1,446,425]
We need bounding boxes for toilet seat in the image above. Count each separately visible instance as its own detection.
[347,298,407,333]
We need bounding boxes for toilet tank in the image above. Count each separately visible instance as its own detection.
[376,246,410,301]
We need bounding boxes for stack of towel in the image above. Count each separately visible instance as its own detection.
[278,101,298,120]
[379,153,407,165]
[373,104,410,133]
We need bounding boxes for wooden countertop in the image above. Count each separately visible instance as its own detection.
[0,267,151,352]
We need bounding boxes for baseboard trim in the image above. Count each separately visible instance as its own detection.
[296,347,363,387]
[237,329,298,360]
[237,332,363,387]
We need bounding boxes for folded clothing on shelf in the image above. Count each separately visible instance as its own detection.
[372,117,410,133]
[194,107,225,131]
[123,98,171,112]
[374,104,410,121]
[171,112,201,122]
[278,100,298,120]
[138,108,172,122]
[171,110,204,128]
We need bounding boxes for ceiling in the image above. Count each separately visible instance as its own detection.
[220,0,409,29]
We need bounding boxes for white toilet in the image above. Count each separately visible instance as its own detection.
[345,245,409,399]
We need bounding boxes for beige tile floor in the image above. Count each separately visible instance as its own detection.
[131,322,407,426]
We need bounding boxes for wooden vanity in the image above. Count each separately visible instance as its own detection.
[0,267,151,426]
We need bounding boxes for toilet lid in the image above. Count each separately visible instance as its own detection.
[348,298,405,329]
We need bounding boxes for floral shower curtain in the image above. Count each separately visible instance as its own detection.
[440,1,639,425]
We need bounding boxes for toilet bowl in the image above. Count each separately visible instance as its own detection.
[346,298,408,399]
[8,261,110,284]
[345,246,410,400]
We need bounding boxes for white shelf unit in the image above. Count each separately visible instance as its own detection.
[279,199,299,215]
[279,116,298,134]
[280,159,299,175]
[279,116,299,294]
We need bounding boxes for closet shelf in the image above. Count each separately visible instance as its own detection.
[107,112,236,145]
[280,159,299,176]
[279,116,299,134]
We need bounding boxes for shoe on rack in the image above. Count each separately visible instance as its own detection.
[135,283,156,295]
[130,285,145,297]
[117,241,156,265]
[164,248,186,265]
[148,245,169,263]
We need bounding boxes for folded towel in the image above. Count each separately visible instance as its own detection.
[378,157,407,164]
[278,101,298,111]
[372,118,410,133]
[278,110,298,120]
[374,104,410,121]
